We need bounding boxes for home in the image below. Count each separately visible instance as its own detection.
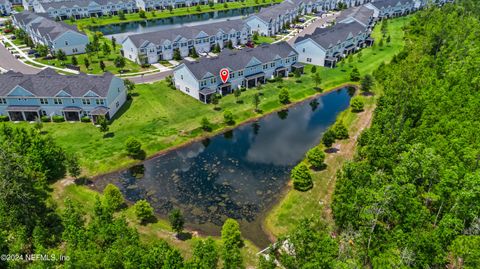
[336,5,375,28]
[245,0,300,36]
[32,0,138,20]
[0,68,127,122]
[12,11,89,55]
[0,0,12,15]
[293,21,372,67]
[364,0,419,19]
[122,19,251,64]
[173,42,302,103]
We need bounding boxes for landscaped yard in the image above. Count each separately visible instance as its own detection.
[8,16,410,177]
[68,0,282,28]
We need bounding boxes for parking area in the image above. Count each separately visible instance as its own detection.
[0,41,40,74]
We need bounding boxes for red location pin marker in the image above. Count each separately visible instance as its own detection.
[220,68,229,83]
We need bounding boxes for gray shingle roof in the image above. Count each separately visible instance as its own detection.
[13,11,84,40]
[337,5,374,26]
[181,41,297,80]
[254,0,297,22]
[295,21,366,49]
[370,0,414,9]
[0,68,116,98]
[126,19,248,48]
[40,0,135,9]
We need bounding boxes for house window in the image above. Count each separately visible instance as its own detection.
[200,80,207,87]
[65,41,69,45]
[96,99,105,105]
[40,98,48,104]
[307,58,312,63]
[54,98,63,104]
[302,48,305,52]
[270,62,275,67]
[116,101,119,108]
[238,71,243,76]
[72,99,75,103]
[0,98,6,104]
[181,75,184,80]
[185,87,190,93]
[211,78,216,83]
[263,64,268,70]
[82,99,91,105]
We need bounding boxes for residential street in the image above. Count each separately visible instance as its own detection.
[287,13,339,45]
[126,69,173,84]
[0,42,40,74]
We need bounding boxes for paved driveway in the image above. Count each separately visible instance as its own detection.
[287,13,339,45]
[127,69,174,84]
[0,42,40,74]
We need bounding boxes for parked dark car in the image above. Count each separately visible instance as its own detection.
[246,41,255,48]
[298,18,306,23]
[11,35,16,40]
[27,49,36,55]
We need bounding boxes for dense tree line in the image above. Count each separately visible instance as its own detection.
[261,1,480,268]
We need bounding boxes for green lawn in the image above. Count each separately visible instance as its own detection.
[263,17,410,237]
[9,16,410,176]
[68,0,281,28]
[253,35,277,45]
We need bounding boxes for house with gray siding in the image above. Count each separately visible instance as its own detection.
[245,0,300,36]
[0,68,127,122]
[33,0,138,20]
[294,20,372,67]
[364,0,419,19]
[12,11,89,55]
[173,42,301,103]
[0,0,12,15]
[337,5,375,28]
[122,19,251,64]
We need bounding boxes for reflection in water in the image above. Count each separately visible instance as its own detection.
[94,88,351,247]
[277,109,289,120]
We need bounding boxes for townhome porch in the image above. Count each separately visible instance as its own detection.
[90,106,110,123]
[199,88,216,104]
[324,56,337,68]
[6,105,40,121]
[218,83,232,96]
[275,66,288,77]
[63,106,82,121]
[244,72,265,88]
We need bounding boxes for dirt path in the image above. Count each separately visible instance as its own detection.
[322,106,375,222]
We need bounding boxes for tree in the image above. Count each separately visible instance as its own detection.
[209,1,214,8]
[234,88,241,103]
[66,153,81,179]
[278,88,290,104]
[111,36,117,50]
[350,67,360,81]
[56,49,66,61]
[84,58,90,70]
[189,46,199,58]
[212,43,221,53]
[102,42,111,56]
[200,117,212,131]
[71,55,78,66]
[34,116,43,132]
[227,39,233,49]
[253,93,261,112]
[379,38,384,48]
[312,73,322,90]
[311,65,317,73]
[253,31,259,41]
[99,60,106,72]
[196,5,201,12]
[322,128,336,148]
[169,209,185,235]
[332,121,349,140]
[114,56,126,70]
[258,255,277,269]
[386,35,391,45]
[221,219,244,269]
[103,183,124,211]
[306,147,326,170]
[350,96,364,112]
[291,163,313,191]
[96,115,109,136]
[36,44,49,57]
[173,48,182,60]
[125,137,142,157]
[361,74,374,93]
[134,199,154,224]
[139,9,146,18]
[357,51,363,61]
[118,10,126,20]
[211,93,220,110]
[190,238,219,269]
[124,79,135,94]
[223,110,234,125]
[223,2,228,8]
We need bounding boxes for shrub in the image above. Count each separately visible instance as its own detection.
[81,116,91,123]
[103,183,124,211]
[350,67,360,81]
[306,147,326,169]
[278,88,290,104]
[291,163,313,191]
[0,115,9,122]
[200,117,212,131]
[351,97,365,112]
[125,137,142,157]
[134,199,154,224]
[311,65,317,73]
[223,110,234,125]
[322,128,336,148]
[40,116,51,122]
[333,122,349,140]
[52,115,65,122]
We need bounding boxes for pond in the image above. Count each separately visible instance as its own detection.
[94,88,353,248]
[93,6,261,41]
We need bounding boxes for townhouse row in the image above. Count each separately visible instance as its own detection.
[0,68,127,122]
[11,11,89,55]
[0,0,12,15]
[173,42,303,103]
[122,19,251,64]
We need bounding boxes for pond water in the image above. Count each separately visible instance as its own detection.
[94,88,353,248]
[94,6,261,41]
